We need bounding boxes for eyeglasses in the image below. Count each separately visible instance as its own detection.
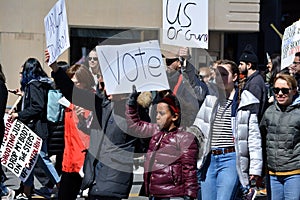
[293,61,300,65]
[88,57,98,61]
[272,87,291,95]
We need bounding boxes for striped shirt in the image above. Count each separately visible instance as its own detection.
[211,99,234,148]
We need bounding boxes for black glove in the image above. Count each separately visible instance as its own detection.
[183,196,193,200]
[128,85,139,106]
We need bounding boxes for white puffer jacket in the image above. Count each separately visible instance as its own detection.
[192,89,263,187]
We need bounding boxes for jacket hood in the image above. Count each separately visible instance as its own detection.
[238,90,260,109]
[28,77,54,88]
[291,94,300,106]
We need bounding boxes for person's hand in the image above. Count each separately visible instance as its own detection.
[128,85,139,106]
[10,113,18,122]
[250,175,263,188]
[289,64,296,75]
[75,106,85,117]
[45,49,59,72]
[8,88,23,96]
[178,47,191,60]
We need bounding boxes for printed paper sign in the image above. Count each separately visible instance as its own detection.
[162,0,208,49]
[0,114,42,182]
[44,0,70,65]
[96,40,170,94]
[281,20,300,69]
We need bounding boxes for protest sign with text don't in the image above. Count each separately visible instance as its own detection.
[96,40,170,95]
[0,114,42,182]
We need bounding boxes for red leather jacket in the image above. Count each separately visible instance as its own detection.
[127,105,199,198]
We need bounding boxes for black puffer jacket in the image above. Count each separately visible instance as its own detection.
[47,121,64,155]
[260,96,300,172]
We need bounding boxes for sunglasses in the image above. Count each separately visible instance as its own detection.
[293,61,300,65]
[273,87,291,95]
[165,58,179,66]
[88,57,98,61]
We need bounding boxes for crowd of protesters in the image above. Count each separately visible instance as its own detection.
[0,43,300,200]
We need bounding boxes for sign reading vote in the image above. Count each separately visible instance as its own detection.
[44,0,70,65]
[281,21,300,69]
[96,40,170,94]
[0,114,42,182]
[162,0,208,49]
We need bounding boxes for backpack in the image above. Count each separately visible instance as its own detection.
[46,89,65,155]
[47,89,64,123]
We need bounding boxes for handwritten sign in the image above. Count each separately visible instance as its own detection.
[281,21,300,69]
[44,0,70,65]
[162,0,208,49]
[0,114,42,182]
[96,40,170,94]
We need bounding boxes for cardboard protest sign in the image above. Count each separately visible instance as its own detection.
[0,114,42,182]
[44,0,70,65]
[96,40,170,95]
[281,20,300,69]
[162,0,208,49]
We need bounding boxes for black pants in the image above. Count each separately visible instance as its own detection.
[58,172,82,200]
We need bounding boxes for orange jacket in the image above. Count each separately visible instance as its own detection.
[62,104,90,173]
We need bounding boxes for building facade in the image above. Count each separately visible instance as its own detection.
[0,0,261,105]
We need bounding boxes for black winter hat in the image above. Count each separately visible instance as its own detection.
[239,44,258,64]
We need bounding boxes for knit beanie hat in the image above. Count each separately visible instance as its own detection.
[239,44,258,64]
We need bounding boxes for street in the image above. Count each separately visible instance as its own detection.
[3,165,267,200]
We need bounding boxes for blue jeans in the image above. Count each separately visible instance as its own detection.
[200,152,239,200]
[0,182,8,196]
[270,174,300,200]
[24,141,60,186]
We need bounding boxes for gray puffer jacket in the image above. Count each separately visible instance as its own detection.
[191,89,263,187]
[260,95,300,173]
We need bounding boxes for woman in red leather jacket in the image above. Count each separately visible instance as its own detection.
[127,88,199,200]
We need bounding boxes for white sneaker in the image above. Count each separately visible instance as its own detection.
[82,188,89,197]
[15,193,28,200]
[1,188,15,200]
